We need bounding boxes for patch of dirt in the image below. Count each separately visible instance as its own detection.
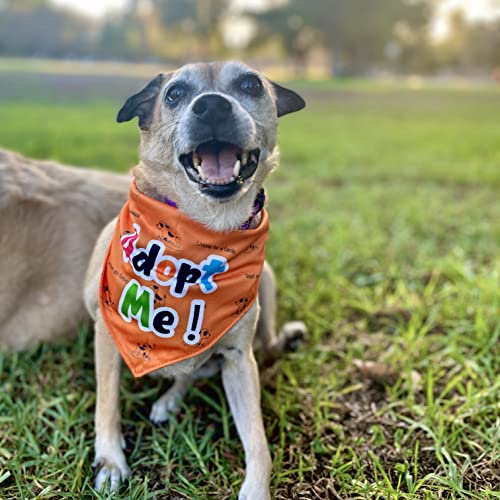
[270,379,442,499]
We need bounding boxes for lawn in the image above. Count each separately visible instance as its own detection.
[0,68,499,499]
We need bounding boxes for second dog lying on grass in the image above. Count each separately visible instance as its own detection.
[0,149,130,351]
[84,61,307,499]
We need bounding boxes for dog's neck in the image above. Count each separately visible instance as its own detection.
[134,165,264,232]
[163,189,265,231]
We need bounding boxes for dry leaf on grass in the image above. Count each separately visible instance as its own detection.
[352,359,397,384]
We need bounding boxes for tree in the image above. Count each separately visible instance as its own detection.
[0,2,95,58]
[436,9,500,72]
[464,20,500,70]
[246,5,321,76]
[150,0,231,60]
[247,0,434,76]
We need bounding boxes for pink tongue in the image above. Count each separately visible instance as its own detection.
[198,145,239,181]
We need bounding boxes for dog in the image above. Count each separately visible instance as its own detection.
[83,61,307,499]
[0,149,130,351]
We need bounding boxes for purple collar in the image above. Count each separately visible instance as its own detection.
[163,189,266,230]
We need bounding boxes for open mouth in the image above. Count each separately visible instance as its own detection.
[179,140,260,199]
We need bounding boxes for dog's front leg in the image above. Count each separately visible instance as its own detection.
[222,346,272,500]
[93,314,130,491]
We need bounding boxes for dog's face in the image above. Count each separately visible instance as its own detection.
[117,61,304,227]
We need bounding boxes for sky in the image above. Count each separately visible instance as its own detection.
[51,0,278,17]
[434,0,500,38]
[52,0,500,38]
[52,0,125,17]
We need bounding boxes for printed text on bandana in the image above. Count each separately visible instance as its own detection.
[118,225,228,345]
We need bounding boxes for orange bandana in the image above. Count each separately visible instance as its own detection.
[99,182,269,377]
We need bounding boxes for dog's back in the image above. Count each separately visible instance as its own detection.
[0,149,130,350]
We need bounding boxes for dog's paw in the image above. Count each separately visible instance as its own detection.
[279,320,308,352]
[93,454,130,492]
[149,394,182,424]
[238,481,271,500]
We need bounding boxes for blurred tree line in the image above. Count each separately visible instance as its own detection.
[0,0,499,76]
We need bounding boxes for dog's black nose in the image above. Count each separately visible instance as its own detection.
[192,94,232,124]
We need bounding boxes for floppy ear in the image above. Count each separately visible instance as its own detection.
[270,81,306,117]
[117,73,169,130]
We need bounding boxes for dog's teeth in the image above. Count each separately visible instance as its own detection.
[206,176,235,185]
[193,155,201,168]
[241,152,248,165]
[233,160,241,177]
[199,170,207,180]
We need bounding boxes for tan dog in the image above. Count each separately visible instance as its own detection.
[84,61,306,499]
[0,149,130,351]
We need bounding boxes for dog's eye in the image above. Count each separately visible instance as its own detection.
[165,84,186,105]
[239,75,263,97]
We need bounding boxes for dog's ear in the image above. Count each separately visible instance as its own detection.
[117,73,170,130]
[270,81,306,117]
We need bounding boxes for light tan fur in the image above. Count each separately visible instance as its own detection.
[84,61,306,499]
[0,149,130,351]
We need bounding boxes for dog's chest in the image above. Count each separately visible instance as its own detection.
[149,346,216,378]
[148,301,258,379]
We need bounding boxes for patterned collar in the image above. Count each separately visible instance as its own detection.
[163,189,266,230]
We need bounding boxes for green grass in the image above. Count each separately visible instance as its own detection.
[0,70,499,499]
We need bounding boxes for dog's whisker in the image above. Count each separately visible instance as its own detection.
[156,121,179,134]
